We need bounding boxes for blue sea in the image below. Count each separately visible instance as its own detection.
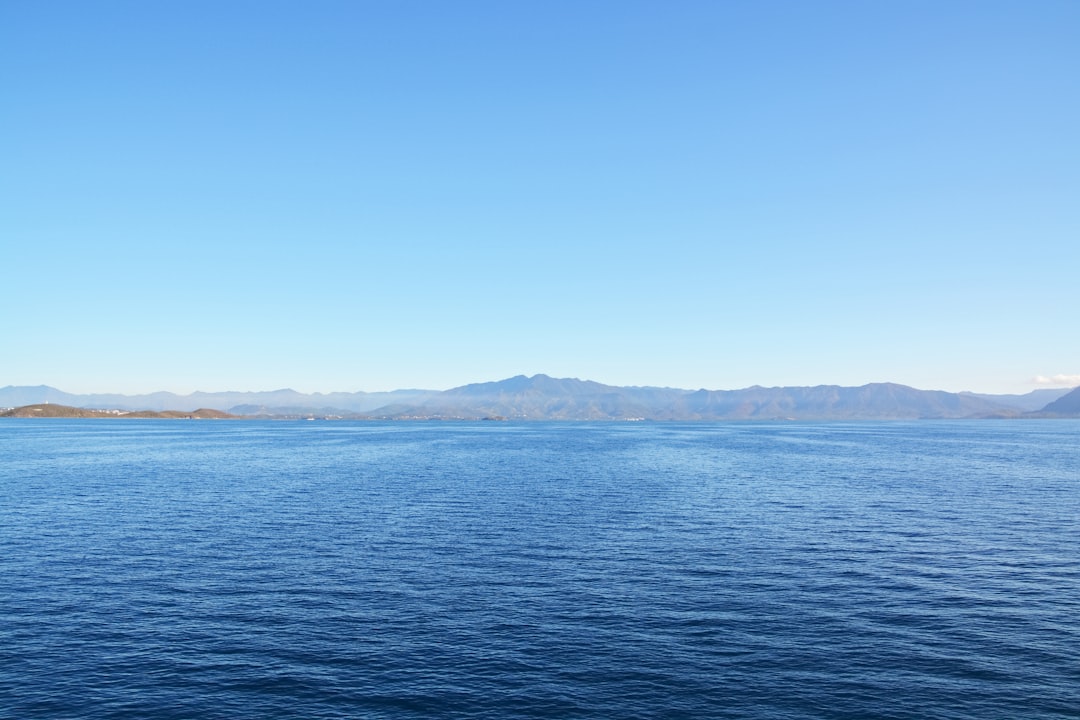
[1,420,1078,719]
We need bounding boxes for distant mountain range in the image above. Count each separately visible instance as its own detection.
[0,386,435,415]
[2,376,1077,420]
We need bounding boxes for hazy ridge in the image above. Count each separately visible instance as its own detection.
[1034,386,1080,416]
[2,376,1076,420]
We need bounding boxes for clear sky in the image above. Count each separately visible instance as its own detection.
[3,1,1078,395]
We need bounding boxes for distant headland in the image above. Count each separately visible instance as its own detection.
[0,404,236,419]
[3,376,1079,421]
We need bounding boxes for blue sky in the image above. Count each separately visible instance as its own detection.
[3,1,1078,394]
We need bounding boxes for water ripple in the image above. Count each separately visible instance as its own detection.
[1,420,1078,719]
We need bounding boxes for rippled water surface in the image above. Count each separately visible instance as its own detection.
[1,420,1078,719]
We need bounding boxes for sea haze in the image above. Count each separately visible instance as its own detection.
[1,420,1078,719]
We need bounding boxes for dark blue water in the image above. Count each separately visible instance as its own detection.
[1,420,1078,719]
